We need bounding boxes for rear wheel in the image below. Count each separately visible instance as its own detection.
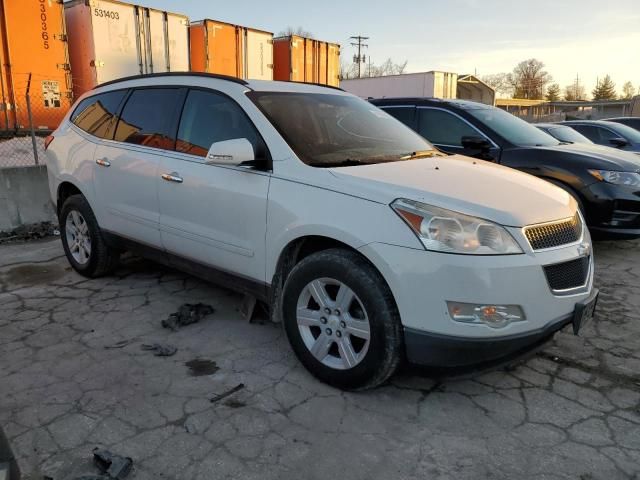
[60,194,119,278]
[282,249,403,390]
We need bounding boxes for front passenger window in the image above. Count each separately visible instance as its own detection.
[418,108,480,146]
[176,90,263,158]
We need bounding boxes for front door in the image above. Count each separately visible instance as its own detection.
[157,88,270,285]
[416,107,501,160]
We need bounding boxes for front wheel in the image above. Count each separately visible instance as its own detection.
[282,249,403,390]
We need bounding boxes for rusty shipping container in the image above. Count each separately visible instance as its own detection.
[64,0,189,98]
[0,0,73,132]
[190,19,273,80]
[273,35,340,87]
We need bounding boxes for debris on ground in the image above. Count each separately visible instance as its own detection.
[161,303,214,331]
[210,383,245,403]
[185,359,219,377]
[0,221,59,244]
[104,340,131,350]
[92,448,132,479]
[239,294,257,322]
[141,343,177,357]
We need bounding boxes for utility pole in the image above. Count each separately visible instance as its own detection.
[350,35,369,78]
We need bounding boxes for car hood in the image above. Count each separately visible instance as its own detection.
[328,154,575,227]
[539,143,640,170]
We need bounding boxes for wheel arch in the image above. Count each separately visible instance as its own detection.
[268,234,396,323]
[56,180,91,217]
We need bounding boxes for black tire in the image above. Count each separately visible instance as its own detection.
[59,194,119,278]
[282,248,403,390]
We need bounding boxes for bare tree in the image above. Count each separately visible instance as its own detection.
[341,58,408,80]
[481,73,514,97]
[277,26,313,38]
[564,82,587,101]
[621,81,637,99]
[508,59,552,99]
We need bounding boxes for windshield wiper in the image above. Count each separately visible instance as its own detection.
[309,159,373,168]
[400,150,445,160]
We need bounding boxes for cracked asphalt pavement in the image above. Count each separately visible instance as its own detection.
[1,238,639,479]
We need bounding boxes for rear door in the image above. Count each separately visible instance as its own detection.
[245,30,274,80]
[416,107,501,160]
[93,87,184,248]
[157,88,270,286]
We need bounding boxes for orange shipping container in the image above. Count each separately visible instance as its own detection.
[0,0,73,132]
[273,35,340,87]
[190,19,273,80]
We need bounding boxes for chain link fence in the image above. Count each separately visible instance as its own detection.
[0,72,71,169]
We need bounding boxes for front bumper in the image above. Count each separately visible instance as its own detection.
[580,182,640,239]
[359,226,595,367]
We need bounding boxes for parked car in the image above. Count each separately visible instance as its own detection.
[46,74,597,390]
[603,117,640,132]
[370,98,640,239]
[559,120,640,153]
[535,123,593,144]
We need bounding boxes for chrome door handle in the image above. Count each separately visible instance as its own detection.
[161,172,183,183]
[96,158,111,167]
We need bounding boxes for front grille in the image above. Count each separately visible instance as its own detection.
[524,213,582,250]
[544,256,590,291]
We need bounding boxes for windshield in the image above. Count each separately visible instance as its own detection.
[248,92,435,167]
[608,122,640,143]
[468,107,560,147]
[546,126,593,144]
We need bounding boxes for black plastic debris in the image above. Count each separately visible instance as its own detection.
[210,383,245,404]
[141,343,177,357]
[161,303,214,331]
[92,448,132,479]
[104,340,131,350]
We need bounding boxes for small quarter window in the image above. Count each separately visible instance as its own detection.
[71,90,127,139]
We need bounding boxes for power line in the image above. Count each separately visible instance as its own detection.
[349,35,369,78]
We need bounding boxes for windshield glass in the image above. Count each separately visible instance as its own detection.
[468,107,560,147]
[608,122,640,143]
[547,126,593,144]
[248,92,435,167]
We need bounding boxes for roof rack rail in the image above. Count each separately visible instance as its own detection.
[96,72,250,89]
[279,80,344,91]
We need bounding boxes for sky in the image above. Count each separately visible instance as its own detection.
[129,0,640,96]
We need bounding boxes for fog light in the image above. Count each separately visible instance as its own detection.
[446,302,526,329]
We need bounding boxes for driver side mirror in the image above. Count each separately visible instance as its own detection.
[206,138,255,166]
[609,137,629,149]
[461,135,492,151]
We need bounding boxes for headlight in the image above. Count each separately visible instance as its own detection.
[391,199,523,255]
[588,170,640,187]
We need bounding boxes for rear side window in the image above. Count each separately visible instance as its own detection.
[418,108,480,146]
[114,88,182,150]
[70,90,127,139]
[571,125,618,144]
[176,89,263,157]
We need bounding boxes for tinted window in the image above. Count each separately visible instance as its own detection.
[418,108,481,146]
[249,92,434,167]
[546,126,593,144]
[467,107,559,147]
[382,107,416,129]
[114,88,181,150]
[71,90,126,139]
[176,90,263,157]
[571,125,601,143]
[607,123,640,143]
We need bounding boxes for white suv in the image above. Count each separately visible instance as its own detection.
[46,73,598,389]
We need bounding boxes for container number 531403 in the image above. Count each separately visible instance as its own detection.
[94,8,120,20]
